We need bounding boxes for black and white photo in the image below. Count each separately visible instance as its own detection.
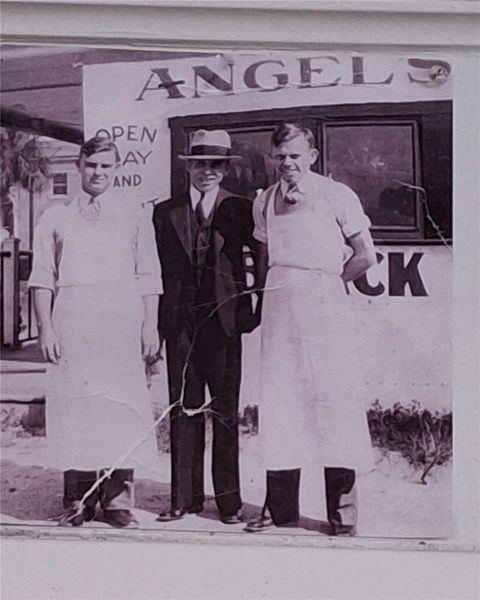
[1,46,453,539]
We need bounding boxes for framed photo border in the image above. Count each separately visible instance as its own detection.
[1,0,479,555]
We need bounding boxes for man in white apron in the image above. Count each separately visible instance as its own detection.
[245,123,377,536]
[29,136,162,527]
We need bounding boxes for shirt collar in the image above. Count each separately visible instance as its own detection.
[279,170,315,195]
[77,188,118,218]
[79,188,114,204]
[190,185,219,209]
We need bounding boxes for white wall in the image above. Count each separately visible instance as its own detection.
[2,537,480,600]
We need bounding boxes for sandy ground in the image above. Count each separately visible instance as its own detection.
[1,342,452,539]
[1,432,452,538]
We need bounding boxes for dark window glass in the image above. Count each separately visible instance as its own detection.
[173,102,451,242]
[52,172,68,195]
[324,123,420,233]
[223,129,276,200]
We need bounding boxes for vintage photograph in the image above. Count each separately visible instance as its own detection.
[1,46,453,538]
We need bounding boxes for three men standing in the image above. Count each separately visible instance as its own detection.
[33,124,374,534]
[153,130,264,524]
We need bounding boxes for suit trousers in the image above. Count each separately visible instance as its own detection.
[166,319,242,518]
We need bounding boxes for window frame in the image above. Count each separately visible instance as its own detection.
[169,100,452,245]
[52,172,68,196]
[320,119,423,241]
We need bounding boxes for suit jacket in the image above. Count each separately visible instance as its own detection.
[153,187,263,340]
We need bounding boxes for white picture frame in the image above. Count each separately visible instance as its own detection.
[1,2,479,598]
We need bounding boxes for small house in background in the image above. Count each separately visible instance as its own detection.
[1,131,81,250]
[0,129,80,345]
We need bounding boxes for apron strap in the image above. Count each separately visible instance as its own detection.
[263,183,280,224]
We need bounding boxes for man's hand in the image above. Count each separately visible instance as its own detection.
[39,326,61,364]
[141,323,160,359]
[242,311,262,334]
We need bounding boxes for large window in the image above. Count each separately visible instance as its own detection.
[170,101,452,243]
[223,128,276,199]
[324,122,421,237]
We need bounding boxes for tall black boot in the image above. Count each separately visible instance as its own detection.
[61,470,98,527]
[324,467,357,536]
[99,469,136,528]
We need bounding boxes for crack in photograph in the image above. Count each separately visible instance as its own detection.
[1,46,453,540]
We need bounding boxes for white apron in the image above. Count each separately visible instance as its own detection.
[44,201,159,473]
[258,187,374,511]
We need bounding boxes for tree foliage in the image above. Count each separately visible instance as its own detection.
[1,128,50,197]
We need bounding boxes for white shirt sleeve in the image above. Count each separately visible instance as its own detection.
[252,189,268,244]
[332,181,372,240]
[28,207,61,291]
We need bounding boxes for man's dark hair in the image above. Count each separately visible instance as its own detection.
[271,123,316,150]
[78,136,120,163]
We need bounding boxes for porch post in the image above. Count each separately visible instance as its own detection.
[1,237,20,348]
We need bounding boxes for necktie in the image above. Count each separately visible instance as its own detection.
[195,192,207,225]
[283,182,299,205]
[194,192,210,281]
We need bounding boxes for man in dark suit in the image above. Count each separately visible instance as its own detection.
[153,129,266,524]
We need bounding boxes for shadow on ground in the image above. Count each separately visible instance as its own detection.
[0,459,171,521]
[0,459,328,533]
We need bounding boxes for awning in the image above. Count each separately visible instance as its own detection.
[0,44,209,142]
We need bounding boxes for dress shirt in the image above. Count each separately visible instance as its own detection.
[190,185,217,219]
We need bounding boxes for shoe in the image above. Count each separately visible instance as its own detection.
[220,510,243,525]
[156,508,187,522]
[329,524,357,537]
[103,509,133,528]
[244,515,274,532]
[58,508,84,527]
[58,500,85,527]
[83,506,96,522]
[188,504,204,514]
[62,470,98,526]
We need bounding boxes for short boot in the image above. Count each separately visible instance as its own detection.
[100,469,137,528]
[325,467,358,536]
[245,469,301,532]
[60,470,99,527]
[266,468,301,525]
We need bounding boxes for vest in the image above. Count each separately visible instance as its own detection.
[191,204,216,315]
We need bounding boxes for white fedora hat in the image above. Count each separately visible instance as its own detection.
[179,129,241,160]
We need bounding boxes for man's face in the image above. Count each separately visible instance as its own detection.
[78,149,118,197]
[271,135,319,184]
[188,159,228,193]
